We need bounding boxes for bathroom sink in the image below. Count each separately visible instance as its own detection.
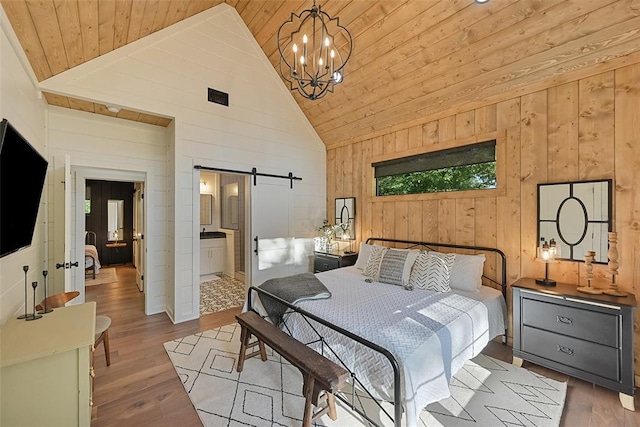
[200,231,226,239]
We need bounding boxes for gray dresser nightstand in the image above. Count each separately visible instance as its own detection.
[512,277,636,410]
[314,251,358,273]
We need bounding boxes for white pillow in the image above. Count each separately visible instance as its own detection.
[377,248,420,287]
[354,242,374,270]
[363,246,388,280]
[451,253,485,291]
[429,251,485,292]
[407,251,455,292]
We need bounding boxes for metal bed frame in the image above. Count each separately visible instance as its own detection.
[247,237,507,427]
[85,231,98,279]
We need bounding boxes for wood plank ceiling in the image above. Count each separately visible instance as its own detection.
[2,0,640,142]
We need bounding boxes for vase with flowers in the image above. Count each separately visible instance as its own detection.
[316,219,349,252]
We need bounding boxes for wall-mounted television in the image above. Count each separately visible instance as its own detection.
[0,118,48,258]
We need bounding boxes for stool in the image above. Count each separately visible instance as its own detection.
[95,315,112,366]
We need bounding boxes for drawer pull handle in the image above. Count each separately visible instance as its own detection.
[556,315,573,325]
[557,345,574,355]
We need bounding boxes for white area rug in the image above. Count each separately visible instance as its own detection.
[85,267,117,286]
[164,324,566,427]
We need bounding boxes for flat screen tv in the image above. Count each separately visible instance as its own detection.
[0,118,48,258]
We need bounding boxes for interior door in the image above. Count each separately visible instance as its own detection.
[133,184,144,291]
[250,176,295,286]
[54,155,81,298]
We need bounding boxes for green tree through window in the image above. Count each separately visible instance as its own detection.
[377,162,496,195]
[374,140,496,196]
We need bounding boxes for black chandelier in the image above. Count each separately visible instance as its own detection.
[277,1,353,101]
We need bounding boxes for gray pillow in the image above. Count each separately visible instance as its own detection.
[378,248,419,287]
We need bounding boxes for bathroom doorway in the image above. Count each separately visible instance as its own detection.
[198,171,247,315]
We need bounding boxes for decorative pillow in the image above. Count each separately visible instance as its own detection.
[363,246,388,280]
[354,242,375,270]
[451,253,486,292]
[377,248,420,287]
[407,251,455,292]
[430,251,486,292]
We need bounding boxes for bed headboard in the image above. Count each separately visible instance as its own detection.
[365,237,507,300]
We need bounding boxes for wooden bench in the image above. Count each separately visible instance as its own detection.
[236,311,349,427]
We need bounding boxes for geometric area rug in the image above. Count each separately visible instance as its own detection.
[164,324,566,427]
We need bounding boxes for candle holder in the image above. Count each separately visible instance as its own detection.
[26,281,42,321]
[577,251,602,295]
[17,265,31,319]
[38,270,53,314]
[603,232,627,297]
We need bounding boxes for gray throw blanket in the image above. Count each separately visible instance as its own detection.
[258,273,331,326]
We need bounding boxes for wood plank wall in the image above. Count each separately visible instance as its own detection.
[327,62,640,375]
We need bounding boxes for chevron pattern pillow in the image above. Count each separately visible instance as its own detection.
[363,245,388,280]
[407,251,456,292]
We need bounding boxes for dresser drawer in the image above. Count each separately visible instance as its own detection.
[522,298,619,347]
[314,255,340,272]
[521,326,620,382]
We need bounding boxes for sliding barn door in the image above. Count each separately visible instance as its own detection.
[250,176,295,286]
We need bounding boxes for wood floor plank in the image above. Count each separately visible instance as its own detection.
[87,264,640,426]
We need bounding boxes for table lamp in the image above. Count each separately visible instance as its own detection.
[535,238,558,286]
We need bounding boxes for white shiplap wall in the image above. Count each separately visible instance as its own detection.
[38,4,326,323]
[0,8,47,325]
[46,107,169,315]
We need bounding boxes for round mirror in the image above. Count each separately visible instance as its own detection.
[557,197,588,246]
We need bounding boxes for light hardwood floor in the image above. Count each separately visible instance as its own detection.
[87,265,640,427]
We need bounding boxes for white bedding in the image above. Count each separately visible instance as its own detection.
[85,244,101,273]
[254,266,506,427]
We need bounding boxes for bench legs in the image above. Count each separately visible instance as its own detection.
[236,325,267,372]
[302,375,338,427]
[236,322,339,426]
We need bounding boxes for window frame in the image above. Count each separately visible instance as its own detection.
[369,131,506,201]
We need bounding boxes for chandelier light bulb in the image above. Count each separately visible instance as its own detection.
[319,57,323,66]
[303,34,308,44]
[325,37,330,47]
[292,44,297,53]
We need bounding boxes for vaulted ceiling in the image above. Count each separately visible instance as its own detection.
[2,0,640,146]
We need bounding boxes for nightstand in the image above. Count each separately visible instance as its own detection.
[314,251,358,273]
[512,277,636,410]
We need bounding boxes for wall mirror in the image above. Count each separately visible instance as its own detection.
[200,194,212,225]
[335,197,356,240]
[221,182,239,230]
[107,199,124,241]
[538,179,612,263]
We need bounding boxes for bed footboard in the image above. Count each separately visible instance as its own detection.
[247,286,403,427]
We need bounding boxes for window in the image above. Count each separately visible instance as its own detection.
[373,140,496,196]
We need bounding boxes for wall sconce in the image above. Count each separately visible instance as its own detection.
[535,238,558,286]
[200,180,207,192]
